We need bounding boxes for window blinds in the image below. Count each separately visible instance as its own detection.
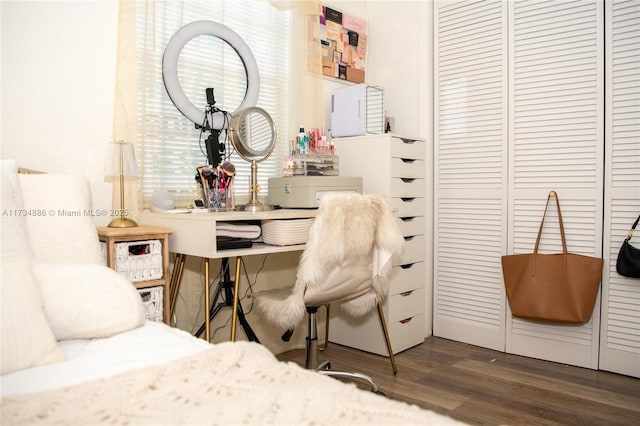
[135,1,291,206]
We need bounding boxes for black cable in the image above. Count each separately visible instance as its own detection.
[198,108,211,162]
[239,254,269,315]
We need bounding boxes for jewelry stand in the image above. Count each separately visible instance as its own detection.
[194,258,260,342]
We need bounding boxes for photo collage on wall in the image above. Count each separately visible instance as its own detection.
[320,4,367,83]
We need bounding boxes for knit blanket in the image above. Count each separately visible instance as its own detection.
[1,341,463,425]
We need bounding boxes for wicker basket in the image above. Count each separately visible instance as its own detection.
[102,239,163,282]
[138,286,163,322]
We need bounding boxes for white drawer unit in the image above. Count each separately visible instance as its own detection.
[330,134,427,355]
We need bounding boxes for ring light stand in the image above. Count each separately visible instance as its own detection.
[163,21,268,343]
[162,20,261,166]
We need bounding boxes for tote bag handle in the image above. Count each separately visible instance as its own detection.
[532,191,568,277]
[626,214,640,239]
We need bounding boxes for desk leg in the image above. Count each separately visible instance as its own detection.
[204,258,211,343]
[169,253,187,321]
[230,256,242,341]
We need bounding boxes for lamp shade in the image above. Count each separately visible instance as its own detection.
[105,140,139,178]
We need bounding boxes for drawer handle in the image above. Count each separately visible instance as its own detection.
[399,317,414,324]
[400,290,414,297]
[400,138,416,144]
[404,236,415,242]
[400,263,415,269]
[401,178,416,183]
[400,197,416,202]
[400,158,416,164]
[399,217,416,222]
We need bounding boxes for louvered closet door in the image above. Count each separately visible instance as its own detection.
[600,0,640,378]
[505,0,604,369]
[434,0,509,351]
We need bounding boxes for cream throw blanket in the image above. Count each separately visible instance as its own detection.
[254,193,405,330]
[0,341,464,425]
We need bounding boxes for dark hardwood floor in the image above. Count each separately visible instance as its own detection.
[276,337,640,425]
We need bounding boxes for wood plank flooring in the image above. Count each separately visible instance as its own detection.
[276,337,640,425]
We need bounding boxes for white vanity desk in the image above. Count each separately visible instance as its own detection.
[140,208,318,342]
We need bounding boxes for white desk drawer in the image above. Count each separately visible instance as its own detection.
[329,310,425,356]
[389,287,424,322]
[390,197,426,217]
[398,234,425,265]
[395,215,425,237]
[390,177,425,197]
[390,261,425,294]
[390,137,425,160]
[390,158,425,179]
[388,314,425,353]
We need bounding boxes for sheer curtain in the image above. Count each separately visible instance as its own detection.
[112,0,324,211]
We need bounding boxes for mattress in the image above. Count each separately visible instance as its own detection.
[0,321,210,397]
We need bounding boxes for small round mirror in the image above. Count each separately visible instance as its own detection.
[229,107,276,161]
[229,107,277,211]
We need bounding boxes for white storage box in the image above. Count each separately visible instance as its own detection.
[268,176,362,208]
[105,239,163,282]
[138,286,163,322]
[331,84,384,137]
[261,218,314,246]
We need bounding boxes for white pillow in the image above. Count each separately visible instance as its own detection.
[1,161,65,375]
[1,261,66,375]
[18,173,105,264]
[32,263,145,340]
[0,160,32,262]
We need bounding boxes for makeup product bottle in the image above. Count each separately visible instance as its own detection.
[298,126,306,155]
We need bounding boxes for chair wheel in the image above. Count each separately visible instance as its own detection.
[318,360,331,370]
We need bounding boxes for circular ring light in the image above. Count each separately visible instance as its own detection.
[162,21,260,129]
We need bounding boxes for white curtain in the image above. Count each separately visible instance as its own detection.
[270,0,325,134]
[111,0,138,220]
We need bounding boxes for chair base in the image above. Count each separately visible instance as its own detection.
[305,306,383,394]
[316,360,383,394]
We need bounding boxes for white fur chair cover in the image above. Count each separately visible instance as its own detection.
[253,192,404,331]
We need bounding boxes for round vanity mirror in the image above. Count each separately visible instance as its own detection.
[229,107,277,211]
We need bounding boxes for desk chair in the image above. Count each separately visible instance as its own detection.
[253,193,405,393]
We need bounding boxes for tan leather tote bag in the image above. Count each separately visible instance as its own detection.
[501,191,604,324]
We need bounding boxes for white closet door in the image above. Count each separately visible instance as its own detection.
[505,0,604,369]
[434,0,509,351]
[600,0,640,378]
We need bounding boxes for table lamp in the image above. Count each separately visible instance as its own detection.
[105,140,139,227]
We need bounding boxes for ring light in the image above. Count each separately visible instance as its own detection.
[229,106,277,211]
[162,20,260,130]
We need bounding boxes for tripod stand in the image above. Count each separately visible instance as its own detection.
[195,258,260,342]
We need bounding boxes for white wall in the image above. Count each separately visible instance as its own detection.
[0,0,119,220]
[322,1,432,139]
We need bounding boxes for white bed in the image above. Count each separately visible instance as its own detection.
[1,321,465,425]
[0,321,210,397]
